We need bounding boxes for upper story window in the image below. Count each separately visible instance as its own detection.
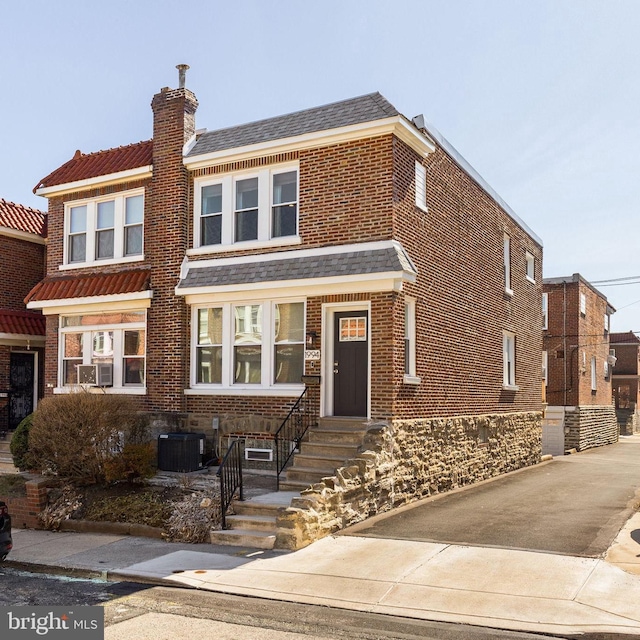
[503,234,512,296]
[502,330,517,389]
[64,190,144,268]
[525,252,535,283]
[580,292,587,316]
[542,293,548,330]
[194,165,299,251]
[415,161,427,212]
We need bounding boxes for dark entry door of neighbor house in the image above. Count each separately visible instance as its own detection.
[333,311,368,417]
[9,352,35,430]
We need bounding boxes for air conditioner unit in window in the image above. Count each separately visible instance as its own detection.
[76,364,113,387]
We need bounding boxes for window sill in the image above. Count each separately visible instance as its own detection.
[59,255,145,271]
[54,386,147,395]
[526,275,536,284]
[502,384,519,392]
[188,236,301,256]
[505,287,514,298]
[185,386,304,397]
[415,203,428,214]
[403,375,421,385]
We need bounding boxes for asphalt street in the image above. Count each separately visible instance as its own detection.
[346,438,640,556]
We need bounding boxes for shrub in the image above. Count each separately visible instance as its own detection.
[27,391,150,486]
[10,414,33,471]
[103,442,156,484]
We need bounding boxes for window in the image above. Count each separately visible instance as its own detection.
[404,298,419,383]
[591,356,597,391]
[526,252,535,282]
[415,161,427,212]
[542,350,548,386]
[542,293,548,330]
[604,313,610,335]
[604,359,610,381]
[59,311,146,390]
[64,190,144,266]
[503,331,516,388]
[192,301,305,390]
[503,234,512,295]
[194,166,298,249]
[580,292,586,316]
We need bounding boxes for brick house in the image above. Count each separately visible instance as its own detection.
[609,331,640,434]
[0,199,46,436]
[542,274,617,455]
[27,68,544,545]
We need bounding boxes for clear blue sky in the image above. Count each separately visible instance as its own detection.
[2,0,639,331]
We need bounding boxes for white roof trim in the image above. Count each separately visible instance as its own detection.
[0,334,45,345]
[184,117,436,169]
[27,290,153,314]
[35,165,153,197]
[0,226,45,245]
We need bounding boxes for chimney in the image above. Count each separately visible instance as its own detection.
[176,64,189,89]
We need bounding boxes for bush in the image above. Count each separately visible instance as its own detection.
[27,391,150,486]
[10,414,33,471]
[103,442,156,484]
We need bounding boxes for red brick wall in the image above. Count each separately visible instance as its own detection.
[3,478,49,529]
[543,279,612,407]
[611,343,639,375]
[0,235,45,310]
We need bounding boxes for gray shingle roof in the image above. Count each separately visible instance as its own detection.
[178,244,415,291]
[187,92,399,157]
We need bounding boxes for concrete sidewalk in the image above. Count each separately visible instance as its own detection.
[6,511,640,636]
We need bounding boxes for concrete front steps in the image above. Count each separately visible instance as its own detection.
[0,435,18,474]
[277,417,367,492]
[209,491,298,549]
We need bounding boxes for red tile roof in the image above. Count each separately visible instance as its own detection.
[34,140,153,192]
[0,309,45,336]
[610,331,640,344]
[25,269,151,304]
[0,199,46,237]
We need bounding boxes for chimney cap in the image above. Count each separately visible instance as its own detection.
[176,64,190,89]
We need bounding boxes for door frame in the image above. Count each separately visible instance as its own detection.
[9,350,38,425]
[321,302,371,419]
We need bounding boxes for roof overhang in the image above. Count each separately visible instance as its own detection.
[184,116,436,170]
[0,226,45,245]
[27,291,153,315]
[0,333,46,347]
[176,240,417,304]
[35,165,153,198]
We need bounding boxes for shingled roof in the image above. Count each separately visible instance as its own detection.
[0,199,46,237]
[187,92,399,157]
[34,140,153,192]
[0,309,45,337]
[610,331,640,345]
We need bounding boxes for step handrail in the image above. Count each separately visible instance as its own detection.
[274,385,318,490]
[216,439,244,529]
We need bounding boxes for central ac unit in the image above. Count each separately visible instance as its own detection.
[76,363,114,387]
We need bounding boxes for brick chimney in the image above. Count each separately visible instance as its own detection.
[146,66,198,416]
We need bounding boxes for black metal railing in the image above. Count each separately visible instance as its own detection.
[274,385,318,489]
[217,439,244,529]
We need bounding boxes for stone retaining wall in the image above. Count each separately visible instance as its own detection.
[564,405,618,451]
[276,411,541,550]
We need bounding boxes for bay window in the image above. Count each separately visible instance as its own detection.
[59,311,146,390]
[192,300,305,390]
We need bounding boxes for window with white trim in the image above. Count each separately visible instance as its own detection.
[591,356,597,391]
[59,311,146,389]
[192,300,305,389]
[194,165,298,249]
[503,331,516,388]
[526,251,535,282]
[542,292,548,330]
[580,292,586,316]
[64,190,144,266]
[404,297,419,383]
[504,234,512,295]
[415,161,427,212]
[542,350,548,386]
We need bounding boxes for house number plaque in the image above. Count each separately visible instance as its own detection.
[304,350,321,361]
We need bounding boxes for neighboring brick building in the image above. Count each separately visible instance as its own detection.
[26,68,544,541]
[0,199,46,435]
[542,274,617,454]
[610,331,640,434]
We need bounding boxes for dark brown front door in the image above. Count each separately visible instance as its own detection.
[9,352,35,430]
[333,311,368,416]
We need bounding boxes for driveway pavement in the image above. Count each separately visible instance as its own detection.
[345,437,640,556]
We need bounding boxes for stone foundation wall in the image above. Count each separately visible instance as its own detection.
[564,405,618,451]
[276,411,541,550]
